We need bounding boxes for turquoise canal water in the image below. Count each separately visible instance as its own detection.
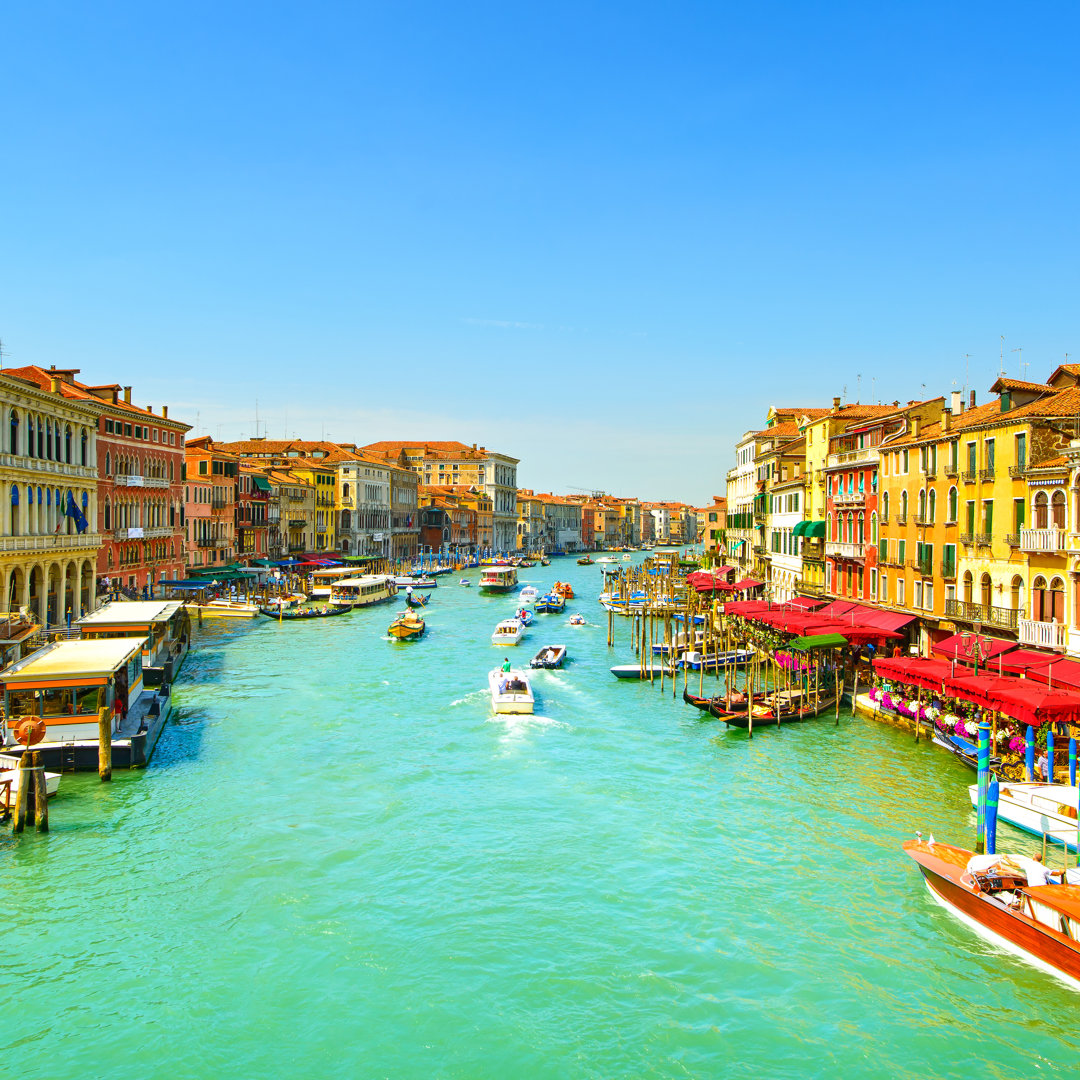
[3,556,1080,1078]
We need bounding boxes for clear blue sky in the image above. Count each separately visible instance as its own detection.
[1,3,1077,502]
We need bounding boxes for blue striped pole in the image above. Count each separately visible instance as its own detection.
[1026,725,1036,782]
[1048,730,1055,783]
[1071,738,1077,788]
[987,774,999,856]
[976,718,990,853]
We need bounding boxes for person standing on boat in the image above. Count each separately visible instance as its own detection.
[502,657,511,673]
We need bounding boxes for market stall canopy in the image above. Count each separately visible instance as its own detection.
[1025,658,1080,690]
[984,683,1080,727]
[789,633,848,651]
[815,600,915,631]
[786,596,827,611]
[872,656,952,692]
[839,624,904,644]
[942,673,1018,711]
[932,633,1019,664]
[723,600,773,616]
[995,650,1067,676]
[731,578,763,590]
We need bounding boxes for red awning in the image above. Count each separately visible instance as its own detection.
[814,601,857,618]
[786,596,827,611]
[731,578,763,590]
[985,683,1080,727]
[813,600,915,631]
[723,600,772,616]
[1026,658,1080,690]
[872,657,952,692]
[932,633,1019,663]
[995,650,1066,675]
[943,673,1019,710]
[838,623,904,644]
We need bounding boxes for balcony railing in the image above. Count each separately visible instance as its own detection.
[976,533,992,546]
[211,498,228,509]
[1018,618,1068,651]
[1009,465,1027,478]
[114,474,170,488]
[0,455,95,479]
[962,469,977,482]
[827,447,877,467]
[914,516,930,527]
[196,538,214,548]
[795,579,827,597]
[944,599,1019,631]
[1004,533,1020,548]
[895,515,908,526]
[944,465,959,478]
[980,468,996,481]
[1020,527,1066,553]
[924,469,937,480]
[0,533,102,552]
[940,561,957,581]
[959,532,974,544]
[879,554,903,568]
[825,541,865,560]
[907,558,934,576]
[833,491,865,507]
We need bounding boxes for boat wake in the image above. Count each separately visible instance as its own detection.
[449,689,489,707]
[485,713,571,740]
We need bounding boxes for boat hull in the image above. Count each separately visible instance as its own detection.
[967,783,1079,852]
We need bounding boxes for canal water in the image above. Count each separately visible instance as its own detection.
[3,556,1078,1078]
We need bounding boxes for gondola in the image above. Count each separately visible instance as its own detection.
[260,604,350,619]
[682,687,762,713]
[577,556,594,565]
[406,592,429,608]
[720,691,838,727]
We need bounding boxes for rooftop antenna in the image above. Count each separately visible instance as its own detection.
[0,337,6,369]
[856,373,862,403]
[963,354,971,395]
[842,383,847,404]
[871,376,876,403]
[999,335,1006,376]
[1011,347,1022,380]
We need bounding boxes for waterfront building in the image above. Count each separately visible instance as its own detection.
[0,370,102,623]
[760,438,806,603]
[536,494,583,553]
[6,366,190,596]
[267,469,311,557]
[362,441,519,553]
[516,489,545,553]
[184,437,238,569]
[696,497,727,553]
[418,486,477,559]
[236,466,271,562]
[388,463,419,560]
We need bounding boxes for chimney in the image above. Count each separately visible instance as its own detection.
[50,376,60,393]
[942,407,952,432]
[951,390,963,414]
[911,416,920,439]
[832,396,841,412]
[123,386,132,404]
[162,405,168,419]
[969,389,976,409]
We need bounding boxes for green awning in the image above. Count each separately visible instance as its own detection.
[793,520,825,539]
[251,558,275,567]
[792,522,808,538]
[789,633,848,651]
[252,476,272,493]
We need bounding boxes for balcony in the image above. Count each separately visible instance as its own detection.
[825,541,865,560]
[980,468,996,481]
[833,491,865,507]
[944,465,959,478]
[196,538,214,548]
[795,579,827,597]
[1020,527,1066,553]
[944,599,1019,631]
[0,454,96,480]
[1018,618,1068,651]
[924,469,937,480]
[1005,533,1020,548]
[879,554,903,568]
[907,558,934,577]
[827,447,876,467]
[895,515,908,526]
[959,532,974,544]
[114,474,170,488]
[0,532,102,552]
[976,533,992,547]
[878,514,889,524]
[962,470,977,482]
[214,538,230,548]
[940,560,957,581]
[211,498,228,510]
[1009,465,1027,478]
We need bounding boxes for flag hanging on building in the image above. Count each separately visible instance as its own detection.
[66,490,89,533]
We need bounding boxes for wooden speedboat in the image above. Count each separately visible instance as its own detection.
[720,689,837,727]
[530,645,566,669]
[192,599,261,619]
[0,767,61,807]
[905,837,1080,990]
[492,618,525,646]
[577,556,594,565]
[388,610,426,640]
[488,668,534,714]
[967,783,1079,852]
[552,581,574,599]
[534,593,565,613]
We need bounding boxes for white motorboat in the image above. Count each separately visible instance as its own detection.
[622,553,632,561]
[967,782,1080,851]
[491,618,525,645]
[191,599,261,619]
[530,644,566,669]
[0,767,61,807]
[488,668,535,714]
[678,648,755,671]
[393,575,437,589]
[518,586,540,603]
[596,556,618,564]
[459,578,471,587]
[568,614,585,625]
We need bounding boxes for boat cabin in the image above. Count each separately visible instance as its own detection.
[76,600,190,687]
[0,638,146,745]
[479,566,518,592]
[309,567,350,598]
[330,575,396,607]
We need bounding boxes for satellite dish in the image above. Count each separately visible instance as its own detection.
[15,717,47,746]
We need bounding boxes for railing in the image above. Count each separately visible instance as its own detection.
[211,498,228,509]
[0,533,102,552]
[895,515,908,525]
[825,541,865,560]
[114,527,144,539]
[827,447,877,467]
[114,474,170,488]
[1005,533,1020,548]
[944,599,1019,631]
[1018,618,1068,651]
[339,497,353,507]
[944,465,959,477]
[980,468,996,481]
[0,454,95,479]
[879,554,903,568]
[959,532,974,544]
[196,538,214,548]
[1009,465,1027,478]
[795,579,827,596]
[1020,527,1066,553]
[976,533,992,546]
[834,491,865,507]
[940,561,957,581]
[962,469,977,482]
[907,558,934,576]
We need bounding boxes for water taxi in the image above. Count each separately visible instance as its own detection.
[329,575,397,608]
[309,567,352,598]
[492,618,525,645]
[191,598,261,619]
[388,610,426,640]
[568,614,586,625]
[77,599,191,688]
[479,566,518,593]
[519,586,540,604]
[488,668,534,714]
[459,578,472,587]
[552,581,574,599]
[394,575,437,589]
[966,783,1079,851]
[905,837,1080,990]
[535,593,565,614]
[530,645,566,669]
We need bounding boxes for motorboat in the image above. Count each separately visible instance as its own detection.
[518,586,540,604]
[394,575,437,589]
[388,610,426,640]
[967,783,1079,852]
[0,767,61,808]
[191,599,261,619]
[329,575,397,609]
[905,837,1080,989]
[577,556,594,565]
[596,556,618,564]
[459,578,471,587]
[552,581,574,599]
[492,618,525,646]
[514,607,534,627]
[610,663,673,679]
[479,566,519,593]
[534,593,565,614]
[652,630,703,656]
[530,645,566,670]
[622,554,632,561]
[568,614,586,625]
[488,668,534,714]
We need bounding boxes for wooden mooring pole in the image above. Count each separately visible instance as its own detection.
[98,705,113,782]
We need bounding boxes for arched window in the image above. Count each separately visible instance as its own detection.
[9,484,18,536]
[9,410,18,455]
[963,570,973,604]
[980,572,992,609]
[1050,576,1066,623]
[882,491,889,520]
[928,489,936,523]
[1052,490,1066,529]
[1034,491,1049,529]
[104,499,111,531]
[105,452,111,477]
[65,426,72,463]
[342,482,350,499]
[827,512,833,540]
[341,510,352,531]
[900,490,908,521]
[918,489,926,520]
[948,486,958,522]
[871,511,878,545]
[81,429,88,465]
[1032,575,1048,621]
[45,420,53,461]
[26,417,35,458]
[857,512,865,545]
[1010,575,1024,612]
[36,418,44,458]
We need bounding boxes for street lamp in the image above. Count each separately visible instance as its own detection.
[959,625,993,675]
